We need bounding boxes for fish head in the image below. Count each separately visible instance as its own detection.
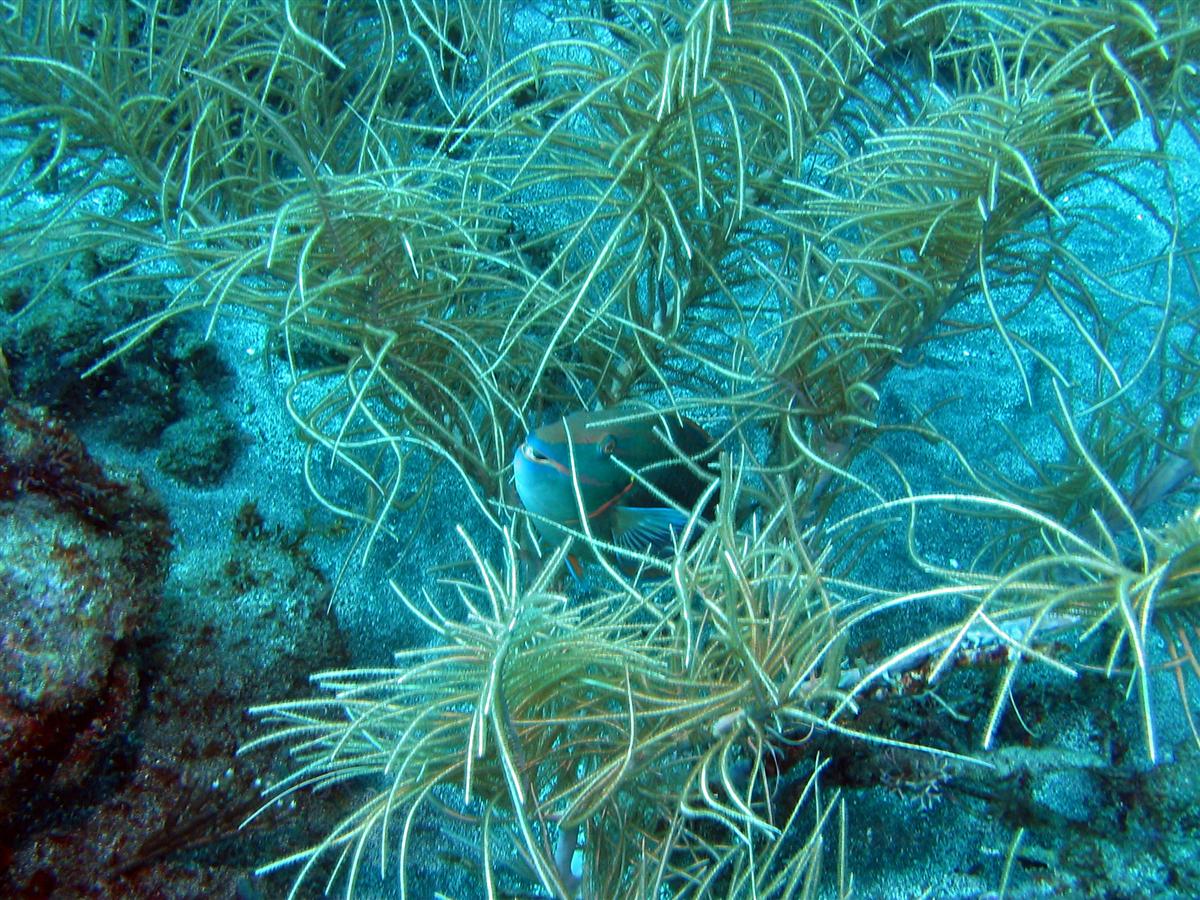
[513,411,632,538]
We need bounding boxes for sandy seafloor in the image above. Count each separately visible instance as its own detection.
[2,42,1200,900]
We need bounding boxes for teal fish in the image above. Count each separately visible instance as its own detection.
[513,408,716,576]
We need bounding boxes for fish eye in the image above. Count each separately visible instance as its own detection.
[599,435,617,457]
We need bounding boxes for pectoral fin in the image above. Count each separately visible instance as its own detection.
[610,505,693,555]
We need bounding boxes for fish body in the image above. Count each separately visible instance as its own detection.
[513,409,715,573]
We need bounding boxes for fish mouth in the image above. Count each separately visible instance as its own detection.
[520,442,550,463]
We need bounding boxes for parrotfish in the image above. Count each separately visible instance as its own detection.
[513,408,717,575]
